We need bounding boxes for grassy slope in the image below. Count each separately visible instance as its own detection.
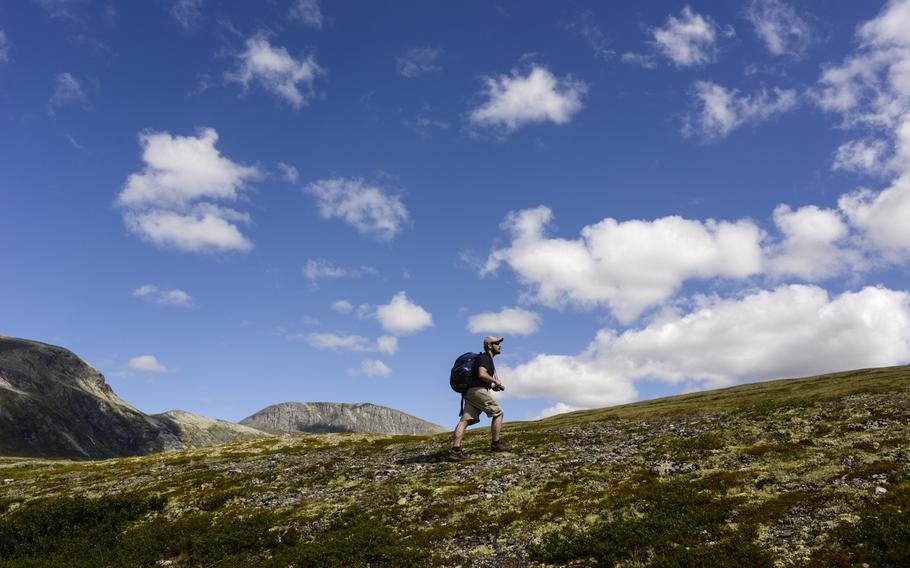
[0,366,908,567]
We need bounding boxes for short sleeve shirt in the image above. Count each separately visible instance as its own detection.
[469,352,495,390]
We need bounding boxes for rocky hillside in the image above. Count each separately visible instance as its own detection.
[0,365,908,567]
[0,336,268,459]
[240,401,447,436]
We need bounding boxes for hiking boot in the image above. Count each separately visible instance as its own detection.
[490,441,511,453]
[448,447,466,461]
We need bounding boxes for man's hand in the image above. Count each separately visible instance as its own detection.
[492,380,505,392]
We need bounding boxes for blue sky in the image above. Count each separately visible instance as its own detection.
[3,0,910,428]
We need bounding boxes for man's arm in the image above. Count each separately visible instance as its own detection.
[477,366,503,390]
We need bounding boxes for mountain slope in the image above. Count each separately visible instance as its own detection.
[0,337,183,459]
[0,365,908,567]
[240,401,447,436]
[0,336,270,459]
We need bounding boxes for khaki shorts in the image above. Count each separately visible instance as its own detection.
[461,387,503,421]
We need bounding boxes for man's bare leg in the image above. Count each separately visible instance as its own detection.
[453,419,478,448]
[491,413,503,443]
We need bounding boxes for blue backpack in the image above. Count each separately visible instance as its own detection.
[449,352,479,394]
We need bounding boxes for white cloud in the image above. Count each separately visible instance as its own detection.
[810,1,910,260]
[116,128,257,207]
[684,80,798,141]
[375,292,434,335]
[290,0,323,29]
[277,162,299,183]
[376,335,398,355]
[0,31,9,63]
[620,52,657,69]
[536,402,585,420]
[303,259,376,281]
[226,34,324,109]
[171,0,204,30]
[483,206,764,324]
[331,300,354,313]
[468,65,587,131]
[48,72,86,116]
[396,47,442,78]
[812,0,910,130]
[348,359,392,377]
[115,128,259,253]
[649,6,729,67]
[833,138,890,175]
[129,355,169,373]
[305,177,409,241]
[467,307,541,336]
[766,204,858,280]
[123,208,253,253]
[744,0,812,58]
[305,332,398,355]
[839,173,910,260]
[501,285,910,409]
[132,284,193,307]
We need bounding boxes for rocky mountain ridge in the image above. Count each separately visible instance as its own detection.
[240,401,447,436]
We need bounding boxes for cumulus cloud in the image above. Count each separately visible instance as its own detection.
[305,332,398,355]
[766,205,858,280]
[348,359,392,377]
[683,80,798,141]
[331,300,354,313]
[649,6,731,67]
[810,1,910,260]
[396,47,442,78]
[171,0,204,30]
[305,177,409,241]
[744,0,812,58]
[502,285,910,410]
[468,65,587,131]
[467,307,541,336]
[129,355,169,373]
[812,0,910,130]
[483,206,764,324]
[133,284,193,307]
[839,173,910,261]
[115,128,259,253]
[375,292,433,335]
[48,72,86,116]
[833,138,890,175]
[290,0,323,29]
[226,34,323,109]
[0,31,9,63]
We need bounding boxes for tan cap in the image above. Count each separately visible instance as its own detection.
[483,336,504,348]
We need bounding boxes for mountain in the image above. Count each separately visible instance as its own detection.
[0,336,268,459]
[1,365,907,566]
[151,410,269,448]
[239,401,447,436]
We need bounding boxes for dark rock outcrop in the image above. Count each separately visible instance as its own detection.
[240,402,447,436]
[0,336,269,459]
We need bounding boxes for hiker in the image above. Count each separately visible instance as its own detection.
[451,336,508,460]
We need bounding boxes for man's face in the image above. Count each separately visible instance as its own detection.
[491,342,502,355]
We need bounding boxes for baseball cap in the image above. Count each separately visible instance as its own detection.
[483,336,504,348]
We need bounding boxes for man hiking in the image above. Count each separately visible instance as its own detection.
[450,336,508,460]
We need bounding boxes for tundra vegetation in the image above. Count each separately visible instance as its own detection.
[1,366,908,567]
